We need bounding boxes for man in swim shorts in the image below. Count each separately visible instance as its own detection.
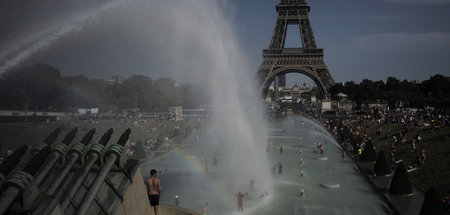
[146,169,162,215]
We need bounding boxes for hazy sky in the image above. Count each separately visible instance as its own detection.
[1,0,449,84]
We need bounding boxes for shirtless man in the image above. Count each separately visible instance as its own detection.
[146,169,162,215]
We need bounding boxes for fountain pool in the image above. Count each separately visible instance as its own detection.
[141,116,390,215]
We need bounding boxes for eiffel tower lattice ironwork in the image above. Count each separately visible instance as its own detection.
[257,0,335,98]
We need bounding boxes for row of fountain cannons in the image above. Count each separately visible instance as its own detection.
[0,127,141,215]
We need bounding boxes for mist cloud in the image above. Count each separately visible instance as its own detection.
[0,0,123,74]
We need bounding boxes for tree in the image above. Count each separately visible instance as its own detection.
[374,151,390,176]
[389,162,413,195]
[329,83,346,100]
[152,78,179,110]
[361,141,377,162]
[385,77,400,91]
[328,75,450,109]
[419,187,446,215]
[116,75,153,110]
[0,63,63,110]
[422,75,450,108]
[0,63,205,112]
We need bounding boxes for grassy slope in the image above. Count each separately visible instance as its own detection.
[353,120,450,197]
[0,119,199,159]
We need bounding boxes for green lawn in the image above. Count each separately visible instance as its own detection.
[348,119,450,198]
[0,118,201,159]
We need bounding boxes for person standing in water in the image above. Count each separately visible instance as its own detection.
[174,195,179,206]
[146,169,162,215]
[249,179,256,189]
[202,202,208,215]
[205,161,209,172]
[236,192,245,212]
[272,164,277,176]
[213,154,218,166]
[278,162,283,175]
[267,141,273,152]
[280,146,283,154]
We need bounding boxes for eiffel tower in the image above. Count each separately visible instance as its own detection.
[257,0,335,98]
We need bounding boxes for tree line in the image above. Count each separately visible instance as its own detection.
[0,63,206,112]
[329,75,450,109]
[2,63,448,112]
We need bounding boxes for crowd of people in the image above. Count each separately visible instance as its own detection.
[324,107,450,213]
[111,115,201,159]
[325,108,450,169]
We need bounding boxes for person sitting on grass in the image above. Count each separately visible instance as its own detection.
[442,194,450,209]
[420,149,426,165]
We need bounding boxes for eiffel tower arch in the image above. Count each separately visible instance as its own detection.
[257,0,335,99]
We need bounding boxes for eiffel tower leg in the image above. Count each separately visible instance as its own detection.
[278,74,286,88]
[274,77,280,99]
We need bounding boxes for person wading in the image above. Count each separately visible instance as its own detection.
[146,169,162,215]
[236,192,245,212]
[202,202,208,215]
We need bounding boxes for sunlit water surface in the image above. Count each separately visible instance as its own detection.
[142,116,388,215]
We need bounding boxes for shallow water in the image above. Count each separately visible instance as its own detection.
[142,117,388,215]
